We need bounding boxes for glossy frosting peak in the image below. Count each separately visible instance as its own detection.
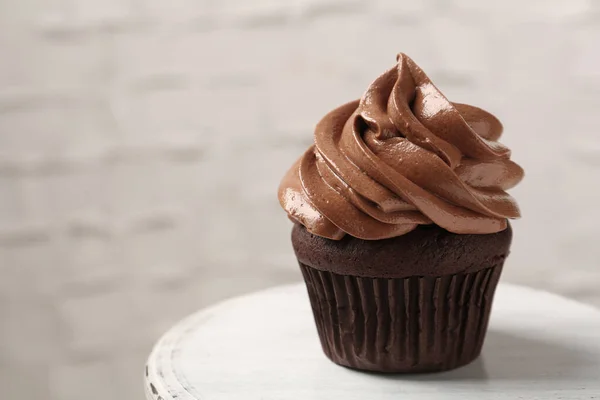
[279,53,524,240]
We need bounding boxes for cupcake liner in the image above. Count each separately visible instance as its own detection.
[300,263,503,373]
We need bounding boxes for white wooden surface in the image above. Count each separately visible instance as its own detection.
[145,283,600,400]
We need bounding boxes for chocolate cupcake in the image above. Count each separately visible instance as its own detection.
[278,53,524,373]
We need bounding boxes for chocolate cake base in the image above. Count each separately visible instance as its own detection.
[292,223,512,279]
[293,223,512,373]
[300,264,503,373]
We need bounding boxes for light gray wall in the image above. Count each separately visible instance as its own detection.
[1,0,599,399]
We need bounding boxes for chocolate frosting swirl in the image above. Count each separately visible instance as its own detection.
[279,53,524,240]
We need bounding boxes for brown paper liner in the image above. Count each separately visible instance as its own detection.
[300,263,503,373]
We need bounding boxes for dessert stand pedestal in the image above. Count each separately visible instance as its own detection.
[145,283,600,400]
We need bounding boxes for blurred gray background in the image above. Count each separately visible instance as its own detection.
[1,0,599,399]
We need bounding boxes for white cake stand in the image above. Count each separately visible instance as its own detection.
[145,283,600,400]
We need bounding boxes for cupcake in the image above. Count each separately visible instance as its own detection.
[278,53,524,373]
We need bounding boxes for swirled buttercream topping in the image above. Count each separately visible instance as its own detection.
[279,53,524,240]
